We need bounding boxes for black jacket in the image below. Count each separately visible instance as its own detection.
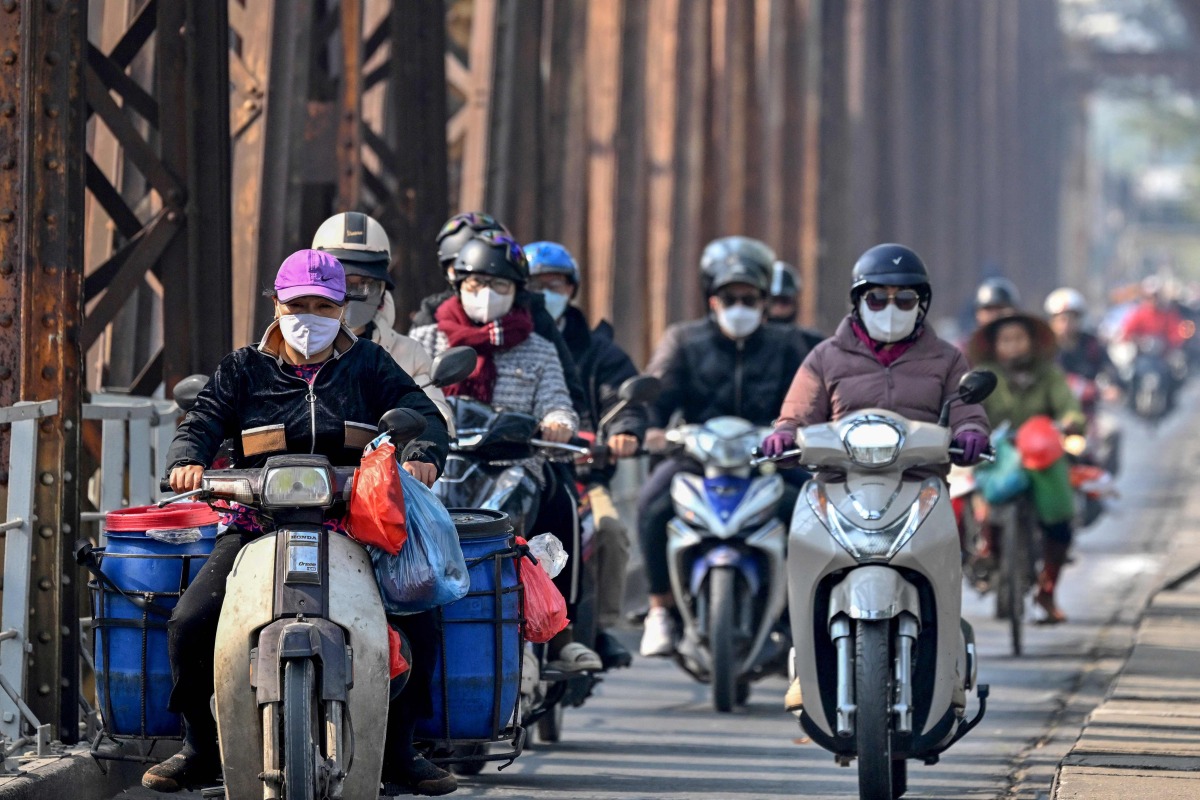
[412,289,591,426]
[167,324,449,473]
[646,318,809,428]
[560,309,646,440]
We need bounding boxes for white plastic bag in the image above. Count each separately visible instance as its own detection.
[526,533,568,579]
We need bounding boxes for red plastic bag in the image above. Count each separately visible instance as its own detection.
[515,536,569,643]
[346,440,407,555]
[386,625,410,679]
[1015,415,1065,471]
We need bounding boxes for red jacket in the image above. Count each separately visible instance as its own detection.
[1119,302,1186,349]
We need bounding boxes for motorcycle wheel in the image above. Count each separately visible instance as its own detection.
[451,744,488,776]
[855,620,893,800]
[536,702,564,743]
[1000,513,1025,657]
[709,567,740,713]
[282,659,317,800]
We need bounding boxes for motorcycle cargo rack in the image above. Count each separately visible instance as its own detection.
[418,538,528,770]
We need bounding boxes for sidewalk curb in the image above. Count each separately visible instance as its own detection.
[0,744,148,800]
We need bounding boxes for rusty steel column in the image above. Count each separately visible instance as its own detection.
[0,0,85,742]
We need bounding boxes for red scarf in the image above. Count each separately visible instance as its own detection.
[435,297,534,404]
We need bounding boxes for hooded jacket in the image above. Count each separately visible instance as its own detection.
[412,288,590,427]
[368,292,454,432]
[775,316,989,440]
[166,322,449,473]
[647,317,808,428]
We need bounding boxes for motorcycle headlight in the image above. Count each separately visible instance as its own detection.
[842,419,904,468]
[808,479,941,563]
[262,466,334,508]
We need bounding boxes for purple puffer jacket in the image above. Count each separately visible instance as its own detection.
[774,316,990,446]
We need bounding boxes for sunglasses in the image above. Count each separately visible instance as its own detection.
[864,288,921,312]
[718,292,763,308]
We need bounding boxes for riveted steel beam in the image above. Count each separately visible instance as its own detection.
[0,0,85,744]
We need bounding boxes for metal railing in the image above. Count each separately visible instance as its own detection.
[0,396,180,761]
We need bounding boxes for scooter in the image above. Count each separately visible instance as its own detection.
[159,349,475,800]
[758,371,996,800]
[663,416,791,712]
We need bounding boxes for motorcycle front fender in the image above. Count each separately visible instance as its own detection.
[828,565,922,622]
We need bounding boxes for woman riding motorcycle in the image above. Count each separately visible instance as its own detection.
[967,313,1085,624]
[410,231,603,673]
[760,243,991,709]
[142,250,455,796]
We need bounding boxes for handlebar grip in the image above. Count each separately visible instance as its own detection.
[159,479,172,492]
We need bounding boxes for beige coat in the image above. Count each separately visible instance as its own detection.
[371,293,455,434]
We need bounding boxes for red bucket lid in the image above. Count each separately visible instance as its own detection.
[105,502,219,532]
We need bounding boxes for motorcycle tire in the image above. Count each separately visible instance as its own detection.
[855,619,894,800]
[536,702,564,743]
[282,659,317,800]
[892,759,908,798]
[709,567,740,713]
[451,744,488,776]
[1000,509,1027,657]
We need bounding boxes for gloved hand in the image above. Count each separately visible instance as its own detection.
[951,431,989,466]
[762,430,797,459]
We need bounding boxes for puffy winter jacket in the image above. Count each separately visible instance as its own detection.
[370,292,454,432]
[970,359,1084,433]
[412,288,590,426]
[774,316,989,440]
[647,318,809,428]
[167,322,449,473]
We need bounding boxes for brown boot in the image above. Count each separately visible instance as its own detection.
[1035,540,1069,624]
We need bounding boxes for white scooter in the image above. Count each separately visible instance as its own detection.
[162,349,474,800]
[757,370,996,800]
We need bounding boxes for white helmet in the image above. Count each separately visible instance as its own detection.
[312,212,392,285]
[1043,287,1086,317]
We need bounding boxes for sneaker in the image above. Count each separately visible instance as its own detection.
[547,641,603,673]
[381,754,458,797]
[141,748,222,793]
[785,677,804,714]
[639,607,676,657]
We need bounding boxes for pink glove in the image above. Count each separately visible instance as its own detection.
[951,431,989,466]
[762,430,797,459]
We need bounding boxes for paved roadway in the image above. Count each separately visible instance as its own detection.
[118,395,1200,800]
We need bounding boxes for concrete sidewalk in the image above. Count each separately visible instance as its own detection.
[1053,561,1200,799]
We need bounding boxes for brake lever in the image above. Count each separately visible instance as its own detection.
[749,448,804,467]
[156,488,209,508]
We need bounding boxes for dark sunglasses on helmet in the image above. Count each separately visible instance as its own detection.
[717,291,763,308]
[864,288,921,312]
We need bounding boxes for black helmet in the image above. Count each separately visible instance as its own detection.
[452,231,529,286]
[850,244,931,300]
[975,277,1021,310]
[436,212,510,267]
[770,261,800,299]
[701,236,775,295]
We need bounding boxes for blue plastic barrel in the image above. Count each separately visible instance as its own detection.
[92,503,218,737]
[417,510,521,742]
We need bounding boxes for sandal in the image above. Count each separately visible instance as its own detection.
[548,641,602,673]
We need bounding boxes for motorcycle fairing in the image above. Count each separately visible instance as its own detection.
[688,545,764,597]
[215,532,389,800]
[670,472,783,539]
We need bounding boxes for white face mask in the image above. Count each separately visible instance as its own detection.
[344,284,385,330]
[716,305,763,339]
[541,290,570,321]
[859,299,920,343]
[278,313,342,358]
[461,287,515,324]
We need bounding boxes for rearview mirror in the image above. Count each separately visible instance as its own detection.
[618,375,662,405]
[957,370,997,405]
[172,375,209,413]
[378,408,428,443]
[430,346,477,388]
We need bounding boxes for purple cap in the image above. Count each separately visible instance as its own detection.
[274,249,347,304]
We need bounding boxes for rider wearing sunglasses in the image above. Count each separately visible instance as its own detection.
[761,242,991,711]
